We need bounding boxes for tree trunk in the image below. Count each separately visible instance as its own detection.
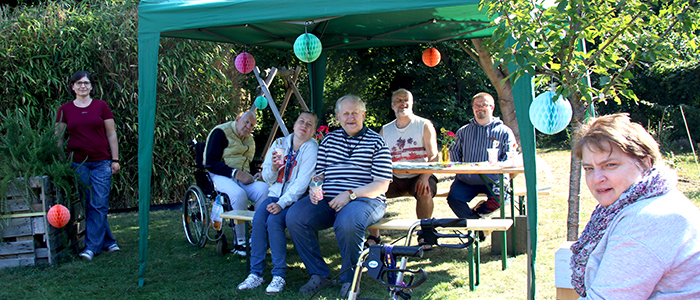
[460,39,520,145]
[566,94,589,241]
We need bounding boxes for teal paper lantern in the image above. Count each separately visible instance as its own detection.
[254,96,268,110]
[529,91,572,134]
[293,33,322,63]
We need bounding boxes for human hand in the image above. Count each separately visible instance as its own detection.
[267,202,282,215]
[253,172,262,181]
[328,192,351,212]
[416,174,431,196]
[111,162,120,175]
[235,171,255,185]
[309,187,324,204]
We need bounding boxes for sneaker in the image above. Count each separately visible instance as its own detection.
[339,282,359,298]
[231,239,247,256]
[237,274,263,291]
[79,249,94,261]
[265,276,285,294]
[106,244,120,253]
[299,274,332,294]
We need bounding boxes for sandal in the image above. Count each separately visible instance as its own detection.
[363,235,381,249]
[417,230,435,251]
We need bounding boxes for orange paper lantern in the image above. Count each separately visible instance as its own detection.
[422,47,441,67]
[47,204,70,228]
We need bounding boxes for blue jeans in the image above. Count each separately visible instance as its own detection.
[250,197,290,278]
[73,160,116,254]
[446,179,506,219]
[286,195,386,283]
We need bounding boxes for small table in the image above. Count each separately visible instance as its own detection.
[392,161,524,270]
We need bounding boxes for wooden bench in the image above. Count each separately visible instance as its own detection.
[220,209,512,291]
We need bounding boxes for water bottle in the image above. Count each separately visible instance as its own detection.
[211,195,223,231]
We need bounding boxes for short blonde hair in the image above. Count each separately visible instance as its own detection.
[573,113,660,168]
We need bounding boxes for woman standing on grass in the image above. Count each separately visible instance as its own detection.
[56,70,120,261]
[570,113,700,299]
[237,111,318,295]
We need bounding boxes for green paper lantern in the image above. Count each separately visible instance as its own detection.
[293,33,322,63]
[254,96,268,110]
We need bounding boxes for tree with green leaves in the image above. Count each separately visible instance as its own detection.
[481,0,699,240]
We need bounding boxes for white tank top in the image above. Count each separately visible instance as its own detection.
[382,115,430,179]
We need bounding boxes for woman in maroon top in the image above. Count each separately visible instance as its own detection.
[56,71,121,261]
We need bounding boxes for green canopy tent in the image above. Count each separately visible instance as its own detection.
[137,0,539,297]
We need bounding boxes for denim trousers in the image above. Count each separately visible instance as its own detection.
[73,160,116,254]
[286,195,386,283]
[446,179,507,219]
[250,197,290,278]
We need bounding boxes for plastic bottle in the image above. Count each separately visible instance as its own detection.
[211,195,223,231]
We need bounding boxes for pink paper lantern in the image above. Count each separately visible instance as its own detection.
[47,204,70,228]
[235,52,255,74]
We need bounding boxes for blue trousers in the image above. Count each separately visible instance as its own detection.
[446,178,506,219]
[250,197,290,278]
[286,195,386,283]
[73,160,116,254]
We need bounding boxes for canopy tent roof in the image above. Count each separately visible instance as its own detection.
[137,1,539,298]
[139,0,496,49]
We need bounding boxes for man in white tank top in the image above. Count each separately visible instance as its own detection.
[368,89,439,250]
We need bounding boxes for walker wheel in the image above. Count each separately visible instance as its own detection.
[216,234,228,255]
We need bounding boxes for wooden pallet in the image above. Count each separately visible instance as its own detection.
[1,176,85,269]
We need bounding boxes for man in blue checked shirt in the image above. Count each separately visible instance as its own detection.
[286,95,393,298]
[448,92,517,222]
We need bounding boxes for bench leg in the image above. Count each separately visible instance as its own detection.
[245,220,251,271]
[468,241,476,291]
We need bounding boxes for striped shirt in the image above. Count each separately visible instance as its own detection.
[316,126,393,201]
[449,117,516,184]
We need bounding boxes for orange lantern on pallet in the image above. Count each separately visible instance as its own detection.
[47,204,70,228]
[422,47,441,67]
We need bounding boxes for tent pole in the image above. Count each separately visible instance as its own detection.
[508,35,538,300]
[309,50,328,120]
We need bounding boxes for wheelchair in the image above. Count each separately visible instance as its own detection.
[181,138,240,255]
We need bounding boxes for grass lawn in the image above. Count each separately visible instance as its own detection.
[1,149,698,299]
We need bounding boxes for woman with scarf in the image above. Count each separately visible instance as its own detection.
[570,113,700,299]
[236,111,318,295]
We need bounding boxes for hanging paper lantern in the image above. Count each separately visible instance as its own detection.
[47,204,70,228]
[235,52,255,74]
[529,90,573,134]
[422,47,441,67]
[293,33,322,63]
[254,96,268,110]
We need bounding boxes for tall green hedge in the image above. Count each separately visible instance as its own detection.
[1,0,252,208]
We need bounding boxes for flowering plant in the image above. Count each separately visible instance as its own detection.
[315,125,329,142]
[439,128,456,147]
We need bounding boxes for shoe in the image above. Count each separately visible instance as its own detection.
[106,244,120,253]
[237,273,263,290]
[363,235,381,250]
[79,249,94,261]
[299,274,332,294]
[339,282,359,298]
[265,276,285,294]
[231,239,247,256]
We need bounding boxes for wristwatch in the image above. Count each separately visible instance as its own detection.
[348,190,357,201]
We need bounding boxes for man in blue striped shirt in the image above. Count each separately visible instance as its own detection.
[287,95,393,298]
[448,92,516,221]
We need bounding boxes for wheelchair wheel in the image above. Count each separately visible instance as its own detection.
[216,234,228,255]
[182,185,208,247]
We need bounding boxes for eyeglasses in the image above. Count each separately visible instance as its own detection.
[472,104,492,109]
[74,81,91,87]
